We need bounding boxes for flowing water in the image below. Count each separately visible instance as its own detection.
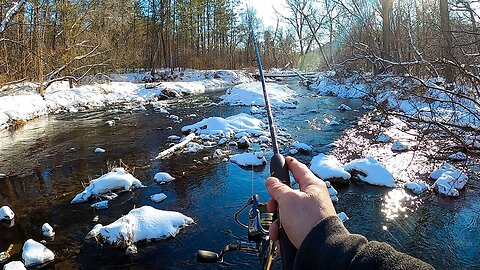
[0,81,479,269]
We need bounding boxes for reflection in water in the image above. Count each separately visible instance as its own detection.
[382,189,416,221]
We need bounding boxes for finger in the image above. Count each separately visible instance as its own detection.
[267,198,277,213]
[269,219,279,241]
[265,177,292,205]
[286,156,322,192]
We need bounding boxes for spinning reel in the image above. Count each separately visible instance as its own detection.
[196,194,277,270]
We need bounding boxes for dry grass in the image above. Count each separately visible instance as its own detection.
[9,118,26,130]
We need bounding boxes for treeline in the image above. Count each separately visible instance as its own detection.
[0,0,297,86]
[280,0,479,85]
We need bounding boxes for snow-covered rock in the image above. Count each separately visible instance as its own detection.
[22,239,54,267]
[0,173,8,179]
[344,157,396,188]
[91,201,109,210]
[259,136,270,143]
[338,104,352,111]
[237,136,251,149]
[430,163,456,180]
[42,223,55,237]
[230,152,267,167]
[337,212,349,223]
[86,206,193,247]
[151,193,167,203]
[391,141,409,152]
[376,133,391,143]
[3,261,26,270]
[310,154,351,182]
[220,82,297,108]
[328,120,340,126]
[325,181,339,202]
[185,142,204,153]
[289,149,299,155]
[105,120,115,126]
[94,147,106,153]
[292,142,313,153]
[250,106,267,114]
[168,135,181,141]
[403,181,429,195]
[0,206,14,220]
[154,172,175,184]
[218,138,228,145]
[71,168,143,204]
[448,152,467,161]
[433,170,468,197]
[181,113,265,138]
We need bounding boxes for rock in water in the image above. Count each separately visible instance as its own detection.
[42,223,55,237]
[0,206,14,221]
[3,261,27,270]
[22,239,55,267]
[154,172,175,184]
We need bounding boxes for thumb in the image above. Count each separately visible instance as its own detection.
[266,177,291,205]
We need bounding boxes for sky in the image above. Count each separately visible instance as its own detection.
[241,0,288,28]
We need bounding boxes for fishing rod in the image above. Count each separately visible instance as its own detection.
[196,13,298,270]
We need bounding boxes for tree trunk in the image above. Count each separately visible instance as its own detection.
[440,0,454,86]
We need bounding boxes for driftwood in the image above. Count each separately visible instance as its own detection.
[155,133,196,160]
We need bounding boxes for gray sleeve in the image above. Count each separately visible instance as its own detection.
[293,216,434,270]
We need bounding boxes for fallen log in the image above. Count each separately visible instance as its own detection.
[155,133,196,160]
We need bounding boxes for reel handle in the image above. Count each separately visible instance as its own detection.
[270,154,298,270]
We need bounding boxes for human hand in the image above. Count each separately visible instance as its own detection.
[266,156,337,249]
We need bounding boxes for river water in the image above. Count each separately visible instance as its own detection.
[0,81,479,269]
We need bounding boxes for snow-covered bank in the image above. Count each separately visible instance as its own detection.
[86,206,193,249]
[0,70,253,130]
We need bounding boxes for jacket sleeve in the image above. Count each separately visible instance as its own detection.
[293,216,434,270]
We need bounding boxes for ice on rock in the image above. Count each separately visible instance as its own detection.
[94,147,106,153]
[310,154,351,181]
[230,152,267,167]
[376,133,391,143]
[22,239,54,267]
[337,212,349,223]
[151,193,167,203]
[3,261,26,270]
[403,181,429,195]
[344,157,396,188]
[292,142,313,153]
[391,141,409,152]
[91,201,109,210]
[338,104,352,111]
[85,206,193,247]
[0,206,14,220]
[42,223,55,237]
[448,152,467,161]
[71,168,143,204]
[154,172,175,184]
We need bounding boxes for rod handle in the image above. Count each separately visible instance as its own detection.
[270,154,297,269]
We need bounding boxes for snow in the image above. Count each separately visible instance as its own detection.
[181,113,265,138]
[218,138,228,145]
[22,239,54,267]
[3,261,26,270]
[94,147,106,153]
[230,152,267,167]
[292,142,313,153]
[0,206,14,220]
[448,152,467,161]
[185,142,204,153]
[71,168,143,204]
[344,157,396,188]
[154,172,175,184]
[430,163,456,180]
[91,201,109,210]
[42,223,55,237]
[310,154,351,180]
[310,72,369,99]
[404,181,429,195]
[220,82,297,108]
[168,135,181,141]
[105,120,115,126]
[86,206,193,247]
[151,193,167,203]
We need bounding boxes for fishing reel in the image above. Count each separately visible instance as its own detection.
[197,194,277,270]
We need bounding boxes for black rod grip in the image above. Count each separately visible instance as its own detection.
[270,154,297,270]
